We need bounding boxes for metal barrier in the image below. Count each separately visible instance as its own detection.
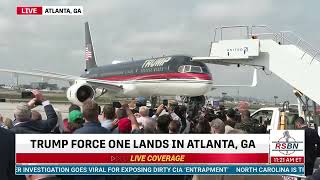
[213,25,320,64]
[213,25,251,42]
[277,31,320,64]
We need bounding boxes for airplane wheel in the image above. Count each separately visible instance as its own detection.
[190,95,205,107]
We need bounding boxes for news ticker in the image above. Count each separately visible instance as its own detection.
[15,130,305,175]
[16,6,83,16]
[16,165,304,175]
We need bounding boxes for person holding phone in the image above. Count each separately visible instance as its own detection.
[11,90,58,134]
[153,100,181,123]
[162,99,168,111]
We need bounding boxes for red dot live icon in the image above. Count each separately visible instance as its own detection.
[16,6,42,15]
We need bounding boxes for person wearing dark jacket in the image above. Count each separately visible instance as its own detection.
[11,90,58,134]
[0,127,25,180]
[73,100,109,180]
[295,117,320,176]
[73,99,110,134]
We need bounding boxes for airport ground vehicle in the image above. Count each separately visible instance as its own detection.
[251,106,299,132]
[251,105,320,179]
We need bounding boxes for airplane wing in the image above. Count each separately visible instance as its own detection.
[84,78,123,92]
[0,68,77,82]
[32,69,78,77]
[211,69,257,89]
[0,68,123,91]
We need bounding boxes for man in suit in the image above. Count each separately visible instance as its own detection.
[295,117,320,176]
[11,90,58,134]
[0,127,25,180]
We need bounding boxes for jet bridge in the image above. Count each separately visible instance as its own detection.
[193,25,320,105]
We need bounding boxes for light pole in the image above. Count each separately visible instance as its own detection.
[274,96,278,106]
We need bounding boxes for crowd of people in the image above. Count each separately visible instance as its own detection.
[1,90,320,180]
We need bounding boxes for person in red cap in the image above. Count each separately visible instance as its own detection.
[112,102,140,134]
[116,109,132,134]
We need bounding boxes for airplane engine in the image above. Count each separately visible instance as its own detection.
[66,82,95,105]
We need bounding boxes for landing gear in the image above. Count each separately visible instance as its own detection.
[189,96,206,107]
[183,95,206,121]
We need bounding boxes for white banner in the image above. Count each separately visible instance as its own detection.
[16,134,269,153]
[42,6,83,16]
[270,130,305,157]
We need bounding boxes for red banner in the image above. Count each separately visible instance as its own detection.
[16,153,268,164]
[16,6,42,15]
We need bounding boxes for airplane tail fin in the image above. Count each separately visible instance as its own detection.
[85,22,97,70]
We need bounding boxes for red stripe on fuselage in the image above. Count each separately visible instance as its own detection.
[96,73,212,81]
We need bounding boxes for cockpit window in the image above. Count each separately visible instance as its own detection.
[190,66,202,73]
[178,66,184,73]
[184,65,191,72]
[178,65,203,73]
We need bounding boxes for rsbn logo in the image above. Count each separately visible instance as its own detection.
[272,131,303,155]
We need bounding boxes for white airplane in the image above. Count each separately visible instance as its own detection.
[0,22,257,106]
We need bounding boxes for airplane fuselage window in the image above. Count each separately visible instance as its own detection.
[178,66,184,73]
[184,65,191,72]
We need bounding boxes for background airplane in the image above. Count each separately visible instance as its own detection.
[0,22,257,106]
